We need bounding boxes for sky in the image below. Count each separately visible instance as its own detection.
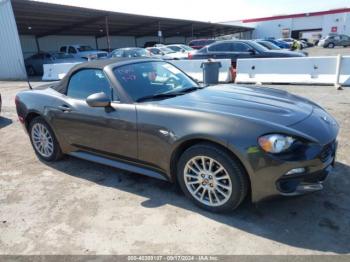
[37,0,350,22]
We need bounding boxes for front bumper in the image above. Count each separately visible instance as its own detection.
[276,158,334,196]
[249,140,337,202]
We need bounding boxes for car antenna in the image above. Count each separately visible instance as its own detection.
[26,73,33,90]
[19,59,32,90]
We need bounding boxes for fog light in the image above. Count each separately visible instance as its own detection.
[285,168,306,176]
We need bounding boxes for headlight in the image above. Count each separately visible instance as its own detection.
[258,134,295,153]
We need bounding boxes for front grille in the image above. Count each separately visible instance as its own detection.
[97,53,107,58]
[320,141,335,163]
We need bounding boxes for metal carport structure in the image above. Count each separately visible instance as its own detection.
[12,0,253,51]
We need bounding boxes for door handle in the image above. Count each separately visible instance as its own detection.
[58,105,72,112]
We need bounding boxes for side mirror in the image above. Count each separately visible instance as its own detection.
[86,92,111,107]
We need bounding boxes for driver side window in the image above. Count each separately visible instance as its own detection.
[67,69,113,100]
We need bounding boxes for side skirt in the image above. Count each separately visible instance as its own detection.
[68,151,168,181]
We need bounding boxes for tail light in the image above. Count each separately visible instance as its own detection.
[188,52,193,59]
[15,96,25,123]
[15,95,20,107]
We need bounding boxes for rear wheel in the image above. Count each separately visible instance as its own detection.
[29,116,63,162]
[177,143,248,213]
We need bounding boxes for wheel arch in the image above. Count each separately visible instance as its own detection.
[169,138,252,197]
[24,111,42,131]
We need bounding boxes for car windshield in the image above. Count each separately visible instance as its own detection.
[113,61,199,102]
[78,46,94,51]
[258,41,281,50]
[159,47,175,54]
[246,41,269,52]
[52,53,75,59]
[181,45,194,51]
[125,49,149,57]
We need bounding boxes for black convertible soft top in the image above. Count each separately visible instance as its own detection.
[52,57,160,94]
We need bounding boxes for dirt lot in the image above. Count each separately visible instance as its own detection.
[306,46,350,57]
[0,80,349,255]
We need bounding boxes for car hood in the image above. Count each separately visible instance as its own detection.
[264,50,305,57]
[54,58,85,63]
[78,50,108,55]
[156,84,314,126]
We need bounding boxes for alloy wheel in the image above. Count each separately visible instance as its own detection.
[184,156,232,207]
[31,123,54,158]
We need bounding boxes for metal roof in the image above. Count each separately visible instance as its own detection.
[12,0,252,39]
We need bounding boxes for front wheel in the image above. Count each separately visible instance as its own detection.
[177,143,249,213]
[29,116,63,162]
[327,43,335,48]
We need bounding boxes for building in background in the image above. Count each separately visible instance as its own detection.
[0,0,26,80]
[224,8,350,41]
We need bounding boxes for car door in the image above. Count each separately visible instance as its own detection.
[31,53,45,74]
[49,69,137,160]
[207,42,237,61]
[231,42,256,61]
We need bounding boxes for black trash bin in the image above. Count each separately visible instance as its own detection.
[201,60,222,85]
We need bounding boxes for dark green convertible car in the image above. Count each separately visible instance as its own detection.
[15,58,339,212]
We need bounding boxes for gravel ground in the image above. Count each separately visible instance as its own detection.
[0,80,349,255]
[305,46,350,57]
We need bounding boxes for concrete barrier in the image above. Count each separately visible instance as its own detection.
[42,59,232,82]
[235,56,350,87]
[170,59,232,83]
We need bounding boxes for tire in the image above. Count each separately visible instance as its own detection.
[29,116,63,162]
[177,143,249,213]
[327,43,335,48]
[26,66,36,76]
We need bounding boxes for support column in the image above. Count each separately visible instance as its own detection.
[105,16,111,52]
[95,36,99,50]
[35,36,40,52]
[158,21,162,44]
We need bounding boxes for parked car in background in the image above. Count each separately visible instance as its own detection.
[146,46,186,59]
[318,34,350,48]
[25,52,85,76]
[167,44,194,53]
[188,39,216,50]
[265,39,290,49]
[109,48,151,58]
[255,40,281,50]
[15,58,339,212]
[59,45,108,60]
[300,38,314,47]
[279,38,307,49]
[256,40,308,56]
[190,40,306,64]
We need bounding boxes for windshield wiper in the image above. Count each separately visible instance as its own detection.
[136,86,203,102]
[136,93,181,102]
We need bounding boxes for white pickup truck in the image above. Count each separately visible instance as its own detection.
[59,45,108,60]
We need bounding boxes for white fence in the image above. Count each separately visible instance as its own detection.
[42,59,232,82]
[235,55,350,87]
